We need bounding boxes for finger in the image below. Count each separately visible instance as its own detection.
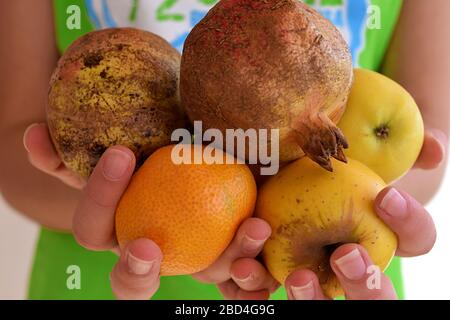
[414,129,447,170]
[330,244,397,300]
[23,123,61,172]
[73,146,136,251]
[110,238,162,300]
[375,187,436,257]
[217,280,270,300]
[23,123,85,189]
[193,218,271,284]
[230,258,279,292]
[285,269,328,300]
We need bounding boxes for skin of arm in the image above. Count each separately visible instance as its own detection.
[382,0,450,204]
[0,0,79,231]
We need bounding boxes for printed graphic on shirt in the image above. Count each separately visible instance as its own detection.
[304,0,369,66]
[83,0,369,64]
[84,0,218,52]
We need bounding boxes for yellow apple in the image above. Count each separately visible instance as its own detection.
[338,68,424,183]
[255,156,397,299]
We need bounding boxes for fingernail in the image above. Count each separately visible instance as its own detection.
[242,235,265,253]
[102,149,131,180]
[233,273,254,284]
[335,249,366,281]
[428,129,448,149]
[23,123,40,153]
[127,252,154,275]
[291,281,315,300]
[379,188,407,218]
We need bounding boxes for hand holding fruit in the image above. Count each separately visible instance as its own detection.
[193,218,279,300]
[22,126,279,299]
[23,124,437,300]
[27,26,282,300]
[24,129,163,299]
[285,186,436,300]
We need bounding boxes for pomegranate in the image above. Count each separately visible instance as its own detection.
[180,0,353,171]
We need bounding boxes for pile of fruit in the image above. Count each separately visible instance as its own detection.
[46,0,424,298]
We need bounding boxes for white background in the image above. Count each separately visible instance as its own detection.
[0,167,450,299]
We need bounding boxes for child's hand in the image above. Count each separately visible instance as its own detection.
[23,123,278,299]
[24,123,163,299]
[193,218,278,300]
[70,145,165,300]
[285,187,436,300]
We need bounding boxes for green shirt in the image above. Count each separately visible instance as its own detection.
[28,0,404,300]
